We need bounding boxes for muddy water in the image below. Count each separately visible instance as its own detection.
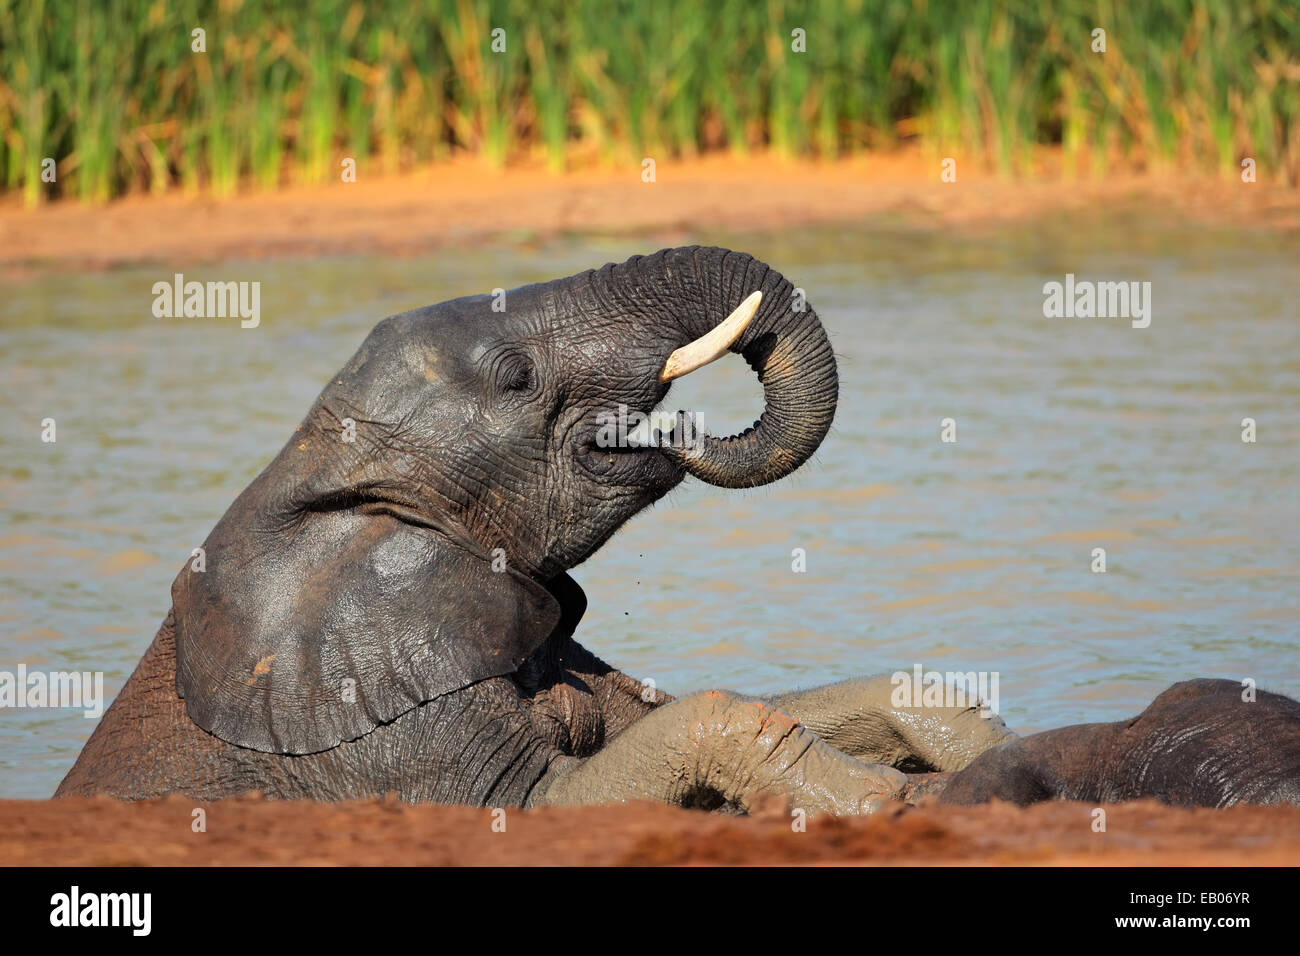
[2,221,1297,797]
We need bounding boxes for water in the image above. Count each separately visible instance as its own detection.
[2,220,1297,798]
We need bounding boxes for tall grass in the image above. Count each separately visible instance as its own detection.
[0,0,1296,205]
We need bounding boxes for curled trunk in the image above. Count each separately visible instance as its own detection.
[592,246,838,488]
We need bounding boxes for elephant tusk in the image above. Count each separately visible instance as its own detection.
[659,290,762,383]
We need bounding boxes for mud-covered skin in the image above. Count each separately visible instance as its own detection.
[940,679,1300,808]
[527,677,1014,812]
[532,690,908,814]
[766,676,1016,772]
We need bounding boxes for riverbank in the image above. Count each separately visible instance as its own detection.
[2,149,1297,279]
[4,795,1297,865]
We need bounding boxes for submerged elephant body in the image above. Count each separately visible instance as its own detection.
[940,679,1300,808]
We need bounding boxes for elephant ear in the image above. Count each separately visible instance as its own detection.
[171,505,566,755]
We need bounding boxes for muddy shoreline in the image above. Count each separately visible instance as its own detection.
[2,150,1297,278]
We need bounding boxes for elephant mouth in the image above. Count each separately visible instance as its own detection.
[621,408,702,453]
[577,287,763,485]
[577,399,691,487]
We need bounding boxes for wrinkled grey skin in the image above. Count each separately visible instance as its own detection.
[940,679,1300,808]
[57,247,1011,811]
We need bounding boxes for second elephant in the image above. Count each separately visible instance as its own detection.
[939,679,1300,808]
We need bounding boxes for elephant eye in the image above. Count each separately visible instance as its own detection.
[496,353,536,395]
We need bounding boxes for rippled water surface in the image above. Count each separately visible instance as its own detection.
[2,220,1298,797]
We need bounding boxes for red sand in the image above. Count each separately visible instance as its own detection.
[4,795,1297,866]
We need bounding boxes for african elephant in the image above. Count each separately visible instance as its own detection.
[56,246,1011,812]
[939,679,1300,808]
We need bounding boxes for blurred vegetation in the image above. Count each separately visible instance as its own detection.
[1,0,1297,204]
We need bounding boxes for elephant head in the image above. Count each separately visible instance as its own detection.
[171,246,837,755]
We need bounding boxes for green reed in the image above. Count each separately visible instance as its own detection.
[0,0,1295,205]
